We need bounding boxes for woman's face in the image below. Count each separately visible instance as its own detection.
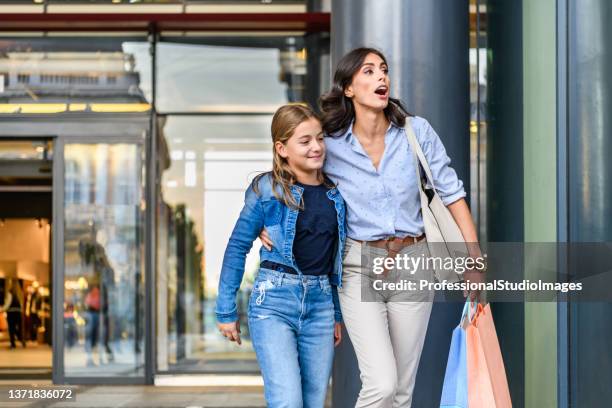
[276,117,325,173]
[344,52,390,112]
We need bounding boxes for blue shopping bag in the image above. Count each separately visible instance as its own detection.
[439,302,471,408]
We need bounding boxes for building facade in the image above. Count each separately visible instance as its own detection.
[0,1,610,407]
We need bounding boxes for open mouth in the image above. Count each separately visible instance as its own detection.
[374,85,388,96]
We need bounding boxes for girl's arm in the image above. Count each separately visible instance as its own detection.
[215,183,265,323]
[331,286,342,323]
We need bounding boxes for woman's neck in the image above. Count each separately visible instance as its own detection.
[353,106,389,141]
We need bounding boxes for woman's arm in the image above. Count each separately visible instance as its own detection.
[0,292,12,313]
[447,198,481,255]
[447,198,485,300]
[415,118,485,299]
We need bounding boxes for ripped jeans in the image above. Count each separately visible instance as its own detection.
[248,268,335,408]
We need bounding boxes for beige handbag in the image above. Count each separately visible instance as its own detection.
[405,118,468,283]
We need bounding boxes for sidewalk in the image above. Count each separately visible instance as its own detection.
[0,383,267,408]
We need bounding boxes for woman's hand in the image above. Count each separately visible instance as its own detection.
[447,198,485,302]
[259,228,273,251]
[463,268,485,301]
[217,321,242,345]
[334,322,343,347]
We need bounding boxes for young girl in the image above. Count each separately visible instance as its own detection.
[216,104,345,407]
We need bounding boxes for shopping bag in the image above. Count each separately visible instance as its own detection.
[467,303,512,408]
[440,302,470,408]
[0,311,7,331]
[466,305,496,407]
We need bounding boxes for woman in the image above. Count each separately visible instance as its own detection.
[1,280,26,349]
[216,104,344,407]
[262,48,483,407]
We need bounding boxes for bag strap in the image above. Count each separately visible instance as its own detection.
[405,117,437,191]
[460,299,479,325]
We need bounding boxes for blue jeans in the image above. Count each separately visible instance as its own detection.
[248,268,335,408]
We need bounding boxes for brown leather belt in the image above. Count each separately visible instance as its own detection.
[356,234,426,253]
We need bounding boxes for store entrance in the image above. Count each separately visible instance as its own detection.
[0,139,53,379]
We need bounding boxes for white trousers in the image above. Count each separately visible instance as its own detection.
[338,238,434,408]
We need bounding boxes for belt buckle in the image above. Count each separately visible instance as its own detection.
[384,236,395,251]
[385,236,404,253]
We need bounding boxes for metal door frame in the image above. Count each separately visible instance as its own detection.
[48,119,153,385]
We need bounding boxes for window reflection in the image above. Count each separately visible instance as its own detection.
[0,38,151,112]
[469,0,488,242]
[157,115,272,373]
[154,34,325,373]
[63,143,145,377]
[156,38,306,112]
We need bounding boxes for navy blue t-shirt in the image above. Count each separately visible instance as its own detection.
[293,181,338,276]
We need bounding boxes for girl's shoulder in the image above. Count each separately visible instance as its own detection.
[250,172,288,201]
[250,171,274,198]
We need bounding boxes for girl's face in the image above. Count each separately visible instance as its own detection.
[344,52,390,112]
[276,117,325,173]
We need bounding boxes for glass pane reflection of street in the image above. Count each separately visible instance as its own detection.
[63,143,145,377]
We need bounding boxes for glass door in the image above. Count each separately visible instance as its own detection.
[0,139,53,379]
[55,137,146,382]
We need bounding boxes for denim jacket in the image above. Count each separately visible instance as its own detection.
[216,173,346,324]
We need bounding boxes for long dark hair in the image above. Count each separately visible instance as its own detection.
[319,47,412,136]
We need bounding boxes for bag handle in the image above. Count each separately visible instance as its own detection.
[460,299,479,325]
[405,117,437,191]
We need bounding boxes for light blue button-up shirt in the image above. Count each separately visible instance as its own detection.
[323,115,466,241]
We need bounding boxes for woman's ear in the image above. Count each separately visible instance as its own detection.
[344,85,354,98]
[275,141,288,159]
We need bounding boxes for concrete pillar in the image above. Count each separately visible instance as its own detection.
[330,1,469,406]
[568,1,612,406]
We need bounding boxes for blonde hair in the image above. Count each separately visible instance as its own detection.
[253,104,333,209]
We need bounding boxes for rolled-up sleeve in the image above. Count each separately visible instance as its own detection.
[416,118,466,206]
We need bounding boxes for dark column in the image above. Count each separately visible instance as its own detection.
[305,0,331,110]
[330,1,469,407]
[486,1,525,406]
[568,1,612,407]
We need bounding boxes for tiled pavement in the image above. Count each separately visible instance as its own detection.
[0,383,334,407]
[0,384,267,408]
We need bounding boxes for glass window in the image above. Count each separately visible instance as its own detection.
[157,115,272,373]
[156,37,307,113]
[469,0,488,242]
[155,34,327,373]
[0,37,151,114]
[0,140,53,161]
[63,142,145,377]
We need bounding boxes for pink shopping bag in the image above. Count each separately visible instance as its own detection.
[466,303,512,408]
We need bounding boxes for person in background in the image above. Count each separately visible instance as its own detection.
[25,282,41,342]
[1,279,26,349]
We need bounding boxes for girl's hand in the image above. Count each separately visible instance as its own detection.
[334,322,343,347]
[217,321,242,345]
[258,228,273,251]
